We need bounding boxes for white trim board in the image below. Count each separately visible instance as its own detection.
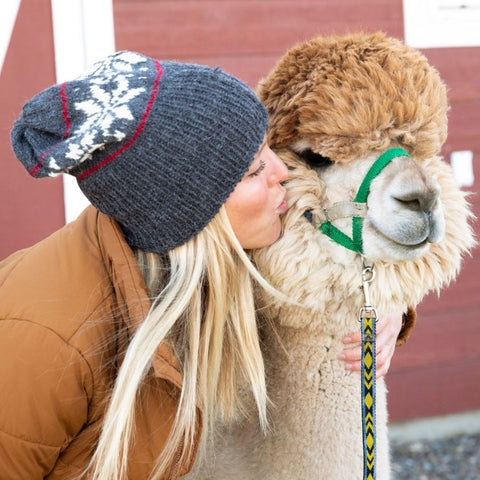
[403,0,480,48]
[390,409,480,444]
[50,0,116,223]
[0,0,22,75]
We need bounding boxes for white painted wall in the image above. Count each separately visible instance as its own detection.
[50,0,116,223]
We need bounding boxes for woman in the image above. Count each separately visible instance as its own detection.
[0,51,409,479]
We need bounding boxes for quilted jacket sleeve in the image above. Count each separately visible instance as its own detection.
[396,306,417,346]
[0,319,92,479]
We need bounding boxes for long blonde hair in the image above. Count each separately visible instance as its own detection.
[87,206,281,479]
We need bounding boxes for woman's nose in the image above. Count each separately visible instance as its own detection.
[268,151,289,186]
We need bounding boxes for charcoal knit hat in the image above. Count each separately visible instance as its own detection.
[11,51,268,252]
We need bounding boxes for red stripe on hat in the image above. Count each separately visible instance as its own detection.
[77,60,163,181]
[61,81,71,138]
[28,142,60,176]
[29,81,70,176]
[29,164,42,176]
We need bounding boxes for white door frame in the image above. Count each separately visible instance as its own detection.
[51,0,116,222]
[0,0,22,75]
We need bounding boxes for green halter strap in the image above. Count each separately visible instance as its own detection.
[319,147,410,253]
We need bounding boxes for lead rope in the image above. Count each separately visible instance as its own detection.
[305,147,411,479]
[360,263,377,480]
[312,147,411,480]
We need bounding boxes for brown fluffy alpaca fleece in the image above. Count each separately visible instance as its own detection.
[259,31,448,161]
[184,33,474,480]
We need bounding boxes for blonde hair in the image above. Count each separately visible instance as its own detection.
[87,206,281,480]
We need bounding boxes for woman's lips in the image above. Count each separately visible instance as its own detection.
[276,194,288,214]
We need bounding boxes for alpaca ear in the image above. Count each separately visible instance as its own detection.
[257,57,307,150]
[260,88,301,150]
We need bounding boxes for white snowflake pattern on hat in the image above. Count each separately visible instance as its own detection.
[57,51,151,167]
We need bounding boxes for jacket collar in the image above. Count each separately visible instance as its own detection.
[89,206,184,389]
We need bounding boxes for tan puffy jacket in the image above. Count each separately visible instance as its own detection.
[0,206,197,479]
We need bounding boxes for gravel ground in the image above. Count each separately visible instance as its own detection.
[391,432,480,480]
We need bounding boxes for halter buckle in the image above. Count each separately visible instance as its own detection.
[359,263,377,322]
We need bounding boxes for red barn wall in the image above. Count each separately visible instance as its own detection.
[388,46,480,420]
[112,0,480,423]
[1,0,479,422]
[0,0,64,260]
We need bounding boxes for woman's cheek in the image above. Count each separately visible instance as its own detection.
[248,182,270,211]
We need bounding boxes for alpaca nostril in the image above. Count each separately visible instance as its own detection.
[394,187,440,213]
[394,196,422,212]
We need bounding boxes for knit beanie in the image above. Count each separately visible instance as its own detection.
[11,51,268,252]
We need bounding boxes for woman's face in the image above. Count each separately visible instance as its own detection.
[225,137,289,249]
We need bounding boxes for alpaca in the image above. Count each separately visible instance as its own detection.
[184,33,475,480]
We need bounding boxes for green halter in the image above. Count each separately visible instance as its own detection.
[319,147,410,254]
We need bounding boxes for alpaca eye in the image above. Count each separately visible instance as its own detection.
[299,149,334,168]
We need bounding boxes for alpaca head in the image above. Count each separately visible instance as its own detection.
[253,32,475,322]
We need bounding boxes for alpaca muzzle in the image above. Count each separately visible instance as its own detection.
[306,147,411,254]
